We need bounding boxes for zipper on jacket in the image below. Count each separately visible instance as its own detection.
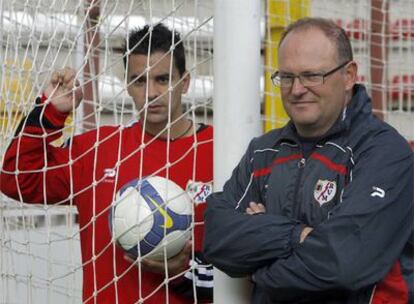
[293,157,306,217]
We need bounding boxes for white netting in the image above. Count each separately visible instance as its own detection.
[263,0,414,143]
[312,0,414,142]
[2,0,414,303]
[1,0,213,303]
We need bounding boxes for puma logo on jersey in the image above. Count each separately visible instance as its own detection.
[104,168,116,177]
[103,168,117,183]
[370,186,385,198]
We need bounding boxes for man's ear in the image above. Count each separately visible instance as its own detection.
[181,73,191,94]
[344,61,358,91]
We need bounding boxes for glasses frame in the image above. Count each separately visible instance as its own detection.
[271,60,351,88]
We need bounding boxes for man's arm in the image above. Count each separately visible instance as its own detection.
[0,68,83,204]
[252,132,414,301]
[203,138,304,277]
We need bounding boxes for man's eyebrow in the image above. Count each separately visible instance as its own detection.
[300,70,322,75]
[278,71,295,76]
[279,69,321,75]
[156,73,171,78]
[129,73,145,80]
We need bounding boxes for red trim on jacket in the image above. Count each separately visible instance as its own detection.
[253,154,302,177]
[372,261,408,304]
[310,152,347,175]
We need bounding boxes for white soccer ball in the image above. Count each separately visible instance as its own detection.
[110,176,193,261]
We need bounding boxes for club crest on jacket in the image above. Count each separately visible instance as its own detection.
[314,179,337,206]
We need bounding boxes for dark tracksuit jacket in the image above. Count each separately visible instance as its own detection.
[204,84,414,303]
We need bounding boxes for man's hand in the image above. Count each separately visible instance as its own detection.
[44,67,83,113]
[246,202,266,215]
[124,241,192,277]
[246,202,313,243]
[300,226,313,243]
[246,202,313,244]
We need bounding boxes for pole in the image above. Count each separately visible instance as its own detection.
[83,0,100,130]
[213,0,262,303]
[370,0,389,120]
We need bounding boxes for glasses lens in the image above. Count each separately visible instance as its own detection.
[280,77,293,87]
[301,75,323,87]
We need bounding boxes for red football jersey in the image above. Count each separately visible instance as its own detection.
[0,101,213,304]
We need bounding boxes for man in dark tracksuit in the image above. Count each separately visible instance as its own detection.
[203,17,414,303]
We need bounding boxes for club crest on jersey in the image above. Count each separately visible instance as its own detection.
[314,179,337,206]
[186,180,213,205]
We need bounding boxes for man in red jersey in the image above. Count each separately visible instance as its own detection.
[0,23,213,303]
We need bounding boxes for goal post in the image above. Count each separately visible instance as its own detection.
[213,0,262,303]
[1,0,414,303]
[0,1,215,303]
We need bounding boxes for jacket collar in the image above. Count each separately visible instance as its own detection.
[276,84,372,145]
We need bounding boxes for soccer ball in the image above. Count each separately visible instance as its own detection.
[110,176,193,261]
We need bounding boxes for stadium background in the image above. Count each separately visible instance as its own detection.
[0,0,413,303]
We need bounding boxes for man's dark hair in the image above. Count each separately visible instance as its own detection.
[123,23,186,76]
[279,17,353,64]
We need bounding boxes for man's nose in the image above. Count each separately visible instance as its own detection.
[291,77,308,96]
[147,80,158,100]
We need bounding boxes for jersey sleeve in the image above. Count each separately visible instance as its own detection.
[203,138,303,277]
[0,96,75,204]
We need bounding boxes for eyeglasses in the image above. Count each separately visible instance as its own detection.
[271,61,350,88]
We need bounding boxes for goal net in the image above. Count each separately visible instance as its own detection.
[0,0,213,303]
[1,0,413,303]
[263,0,414,146]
